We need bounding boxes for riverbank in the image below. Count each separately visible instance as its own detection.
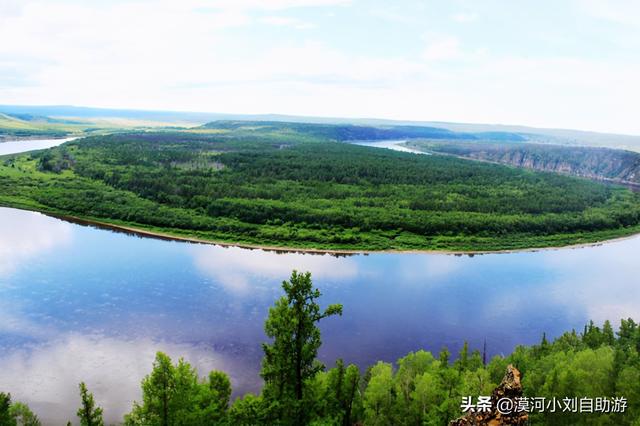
[2,202,640,256]
[3,130,640,255]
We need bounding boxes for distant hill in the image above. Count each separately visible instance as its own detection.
[199,120,511,141]
[0,113,71,139]
[2,104,639,151]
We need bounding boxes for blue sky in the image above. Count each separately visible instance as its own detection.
[1,0,639,134]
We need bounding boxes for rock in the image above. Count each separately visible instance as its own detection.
[449,364,528,426]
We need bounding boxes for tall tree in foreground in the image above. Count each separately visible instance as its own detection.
[260,270,343,425]
[77,382,104,426]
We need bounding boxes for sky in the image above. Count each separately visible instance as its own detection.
[0,0,639,134]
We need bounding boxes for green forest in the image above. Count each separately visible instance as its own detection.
[1,271,639,425]
[1,122,640,251]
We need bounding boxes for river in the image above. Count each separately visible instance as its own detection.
[0,139,639,423]
[351,139,430,154]
[0,137,76,156]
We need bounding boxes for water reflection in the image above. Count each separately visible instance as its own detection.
[541,240,640,322]
[0,207,639,422]
[0,208,72,276]
[193,245,359,294]
[0,334,257,425]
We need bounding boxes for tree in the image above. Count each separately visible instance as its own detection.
[201,371,232,420]
[411,371,442,424]
[125,352,178,426]
[0,393,16,426]
[322,359,362,426]
[76,383,104,426]
[8,402,40,426]
[455,341,469,371]
[260,270,343,425]
[363,362,395,426]
[603,320,615,346]
[228,394,268,426]
[124,352,231,426]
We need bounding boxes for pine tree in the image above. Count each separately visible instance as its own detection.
[261,270,343,425]
[77,383,104,426]
[603,320,615,346]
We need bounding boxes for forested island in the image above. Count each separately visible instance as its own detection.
[1,271,638,425]
[1,121,640,252]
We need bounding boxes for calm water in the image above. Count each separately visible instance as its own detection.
[0,137,76,156]
[1,207,639,423]
[352,139,430,154]
[1,140,639,423]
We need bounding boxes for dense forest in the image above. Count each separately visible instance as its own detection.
[1,123,640,251]
[406,140,640,186]
[1,271,638,425]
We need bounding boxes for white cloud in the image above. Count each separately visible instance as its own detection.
[452,12,478,23]
[1,0,640,134]
[258,15,316,29]
[196,0,351,11]
[423,36,463,62]
[576,0,640,26]
[0,0,23,18]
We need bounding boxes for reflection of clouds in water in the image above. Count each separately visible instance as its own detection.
[0,300,55,339]
[542,236,640,323]
[395,254,463,283]
[0,334,256,425]
[0,208,72,276]
[193,246,359,294]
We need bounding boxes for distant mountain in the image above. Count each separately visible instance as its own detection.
[2,104,639,151]
[200,120,501,141]
[0,112,71,139]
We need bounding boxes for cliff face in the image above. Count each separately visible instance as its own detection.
[408,141,640,186]
[467,148,640,184]
[450,365,528,426]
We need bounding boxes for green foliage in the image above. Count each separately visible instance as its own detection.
[363,362,395,425]
[76,382,104,426]
[2,127,640,252]
[227,393,268,425]
[0,393,15,426]
[124,352,231,426]
[37,147,75,173]
[0,394,40,426]
[261,271,343,425]
[7,402,40,426]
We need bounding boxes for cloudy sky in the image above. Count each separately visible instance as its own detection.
[1,0,639,134]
